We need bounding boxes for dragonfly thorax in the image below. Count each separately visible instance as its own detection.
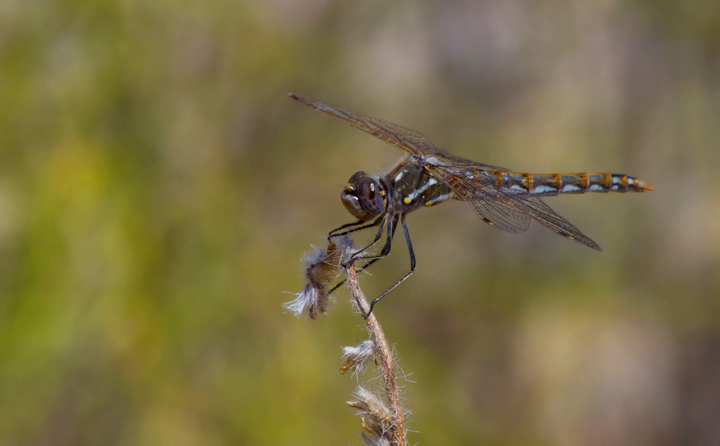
[341,171,387,221]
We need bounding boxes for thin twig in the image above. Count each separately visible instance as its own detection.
[345,263,407,446]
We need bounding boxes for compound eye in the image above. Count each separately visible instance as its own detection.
[360,180,375,200]
[341,190,366,219]
[348,171,366,184]
[356,177,385,215]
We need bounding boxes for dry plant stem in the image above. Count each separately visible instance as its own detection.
[346,263,407,446]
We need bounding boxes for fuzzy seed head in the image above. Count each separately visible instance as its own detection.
[284,236,355,319]
[347,387,393,439]
[341,340,377,375]
[361,433,392,446]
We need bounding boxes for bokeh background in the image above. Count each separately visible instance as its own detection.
[1,1,719,445]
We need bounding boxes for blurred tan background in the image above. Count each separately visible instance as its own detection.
[1,1,719,445]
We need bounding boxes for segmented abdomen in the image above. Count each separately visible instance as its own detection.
[491,171,654,196]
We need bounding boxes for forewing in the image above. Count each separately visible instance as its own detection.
[288,92,439,157]
[435,152,510,171]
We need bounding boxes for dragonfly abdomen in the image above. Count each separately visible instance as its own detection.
[493,171,654,196]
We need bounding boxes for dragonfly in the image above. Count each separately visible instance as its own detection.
[288,92,653,316]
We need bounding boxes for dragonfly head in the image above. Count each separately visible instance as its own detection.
[341,171,387,220]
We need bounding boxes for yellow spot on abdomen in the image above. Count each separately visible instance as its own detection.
[603,172,612,188]
[523,173,532,190]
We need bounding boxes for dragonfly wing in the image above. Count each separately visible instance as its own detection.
[428,163,602,251]
[434,153,510,172]
[426,163,529,232]
[288,92,439,157]
[471,197,531,233]
[512,196,602,251]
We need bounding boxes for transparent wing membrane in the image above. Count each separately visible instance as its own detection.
[471,198,531,234]
[428,163,602,250]
[288,92,439,157]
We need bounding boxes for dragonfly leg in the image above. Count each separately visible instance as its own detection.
[328,220,399,293]
[350,214,399,263]
[365,214,415,318]
[329,215,384,239]
[329,220,363,236]
[340,215,390,267]
[328,215,385,240]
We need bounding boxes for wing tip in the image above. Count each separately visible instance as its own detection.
[577,237,603,252]
[558,231,603,251]
[580,238,603,252]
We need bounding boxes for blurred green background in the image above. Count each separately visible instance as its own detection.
[1,1,719,445]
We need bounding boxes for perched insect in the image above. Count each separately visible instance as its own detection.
[288,92,653,316]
